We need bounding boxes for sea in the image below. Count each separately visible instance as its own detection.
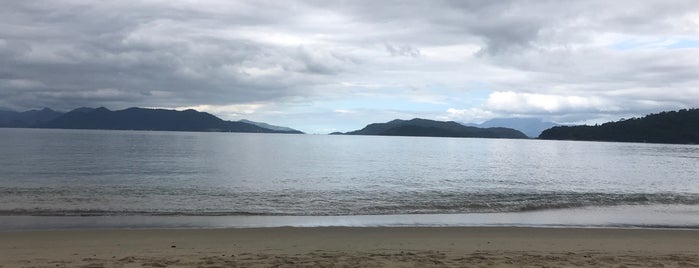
[1,128,698,230]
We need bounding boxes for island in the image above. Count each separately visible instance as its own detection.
[463,117,560,138]
[332,118,528,139]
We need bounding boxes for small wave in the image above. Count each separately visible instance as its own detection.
[1,191,699,217]
[349,192,699,214]
[0,209,290,217]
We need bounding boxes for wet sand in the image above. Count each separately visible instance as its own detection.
[1,227,698,267]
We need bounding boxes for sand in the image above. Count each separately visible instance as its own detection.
[1,227,698,267]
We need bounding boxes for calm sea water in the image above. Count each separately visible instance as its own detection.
[1,128,698,229]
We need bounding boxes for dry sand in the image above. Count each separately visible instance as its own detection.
[1,227,698,267]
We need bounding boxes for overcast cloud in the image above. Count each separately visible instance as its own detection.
[1,0,698,133]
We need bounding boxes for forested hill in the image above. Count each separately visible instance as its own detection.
[538,108,699,144]
[36,107,304,134]
[0,108,62,127]
[334,118,528,139]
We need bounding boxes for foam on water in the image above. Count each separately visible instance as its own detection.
[1,205,698,230]
[1,189,699,216]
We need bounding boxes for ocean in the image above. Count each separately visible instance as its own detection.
[0,128,698,230]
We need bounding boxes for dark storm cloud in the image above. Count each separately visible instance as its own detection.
[0,1,340,110]
[1,0,698,130]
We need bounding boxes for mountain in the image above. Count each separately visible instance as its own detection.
[37,107,303,134]
[464,118,560,138]
[335,118,528,139]
[538,108,699,144]
[0,108,63,127]
[238,119,301,133]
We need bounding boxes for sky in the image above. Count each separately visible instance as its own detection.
[1,0,699,133]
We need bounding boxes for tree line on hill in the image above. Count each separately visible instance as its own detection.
[538,108,698,144]
[0,107,303,134]
[2,106,697,144]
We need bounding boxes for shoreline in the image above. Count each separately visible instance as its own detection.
[3,205,699,231]
[2,227,698,267]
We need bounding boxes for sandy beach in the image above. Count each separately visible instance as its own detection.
[1,227,698,267]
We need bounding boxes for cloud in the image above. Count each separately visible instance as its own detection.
[484,91,617,114]
[444,108,496,123]
[1,0,699,132]
[334,109,358,115]
[385,44,421,57]
[446,90,692,124]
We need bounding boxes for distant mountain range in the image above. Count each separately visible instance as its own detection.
[332,118,528,139]
[4,107,696,143]
[238,119,298,132]
[0,107,303,134]
[539,108,699,144]
[463,118,560,138]
[0,108,63,128]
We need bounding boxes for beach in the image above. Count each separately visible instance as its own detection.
[1,227,698,267]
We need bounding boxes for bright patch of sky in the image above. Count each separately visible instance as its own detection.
[611,38,699,50]
[667,38,699,49]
